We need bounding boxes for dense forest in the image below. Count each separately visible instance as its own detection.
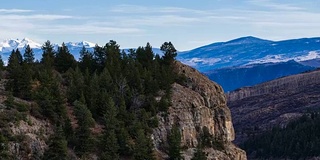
[0,40,202,159]
[242,111,320,159]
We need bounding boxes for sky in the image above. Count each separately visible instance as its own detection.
[1,0,320,51]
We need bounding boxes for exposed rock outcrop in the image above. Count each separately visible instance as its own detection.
[8,115,53,160]
[153,61,246,160]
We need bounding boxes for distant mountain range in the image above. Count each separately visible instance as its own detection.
[0,38,96,64]
[177,36,320,91]
[0,38,164,64]
[178,36,320,71]
[1,36,320,91]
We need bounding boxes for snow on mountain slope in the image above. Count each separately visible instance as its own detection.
[0,38,97,64]
[0,38,42,53]
[177,36,320,72]
[2,36,320,71]
[0,38,164,64]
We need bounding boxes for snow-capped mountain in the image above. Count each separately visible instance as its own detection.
[0,38,97,64]
[176,36,320,91]
[0,38,163,63]
[0,38,42,53]
[177,36,320,72]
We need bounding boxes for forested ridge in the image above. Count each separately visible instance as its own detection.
[0,40,195,159]
[242,111,320,159]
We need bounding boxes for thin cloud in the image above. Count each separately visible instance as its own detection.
[0,9,33,13]
[118,15,201,27]
[37,24,142,34]
[247,0,305,11]
[1,14,73,20]
[111,4,212,15]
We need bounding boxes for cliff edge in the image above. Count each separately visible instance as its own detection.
[153,61,246,160]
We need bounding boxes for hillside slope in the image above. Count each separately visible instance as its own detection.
[206,60,315,92]
[226,69,320,143]
[0,61,246,160]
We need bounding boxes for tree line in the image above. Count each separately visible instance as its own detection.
[242,111,320,159]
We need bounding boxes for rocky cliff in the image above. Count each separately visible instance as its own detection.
[227,69,320,144]
[153,61,246,160]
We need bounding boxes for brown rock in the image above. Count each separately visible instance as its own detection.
[153,61,246,160]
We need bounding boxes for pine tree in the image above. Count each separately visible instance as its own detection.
[79,46,94,72]
[73,100,95,156]
[41,40,55,68]
[7,49,22,73]
[18,62,33,99]
[104,40,121,79]
[23,44,35,64]
[6,49,23,96]
[0,55,4,72]
[55,42,76,73]
[43,126,68,160]
[117,127,132,156]
[101,96,120,159]
[168,125,182,160]
[93,44,105,70]
[133,129,155,160]
[160,42,177,65]
[136,43,154,69]
[87,72,100,118]
[66,67,84,103]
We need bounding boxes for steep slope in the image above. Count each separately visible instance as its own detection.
[153,61,246,160]
[226,69,320,144]
[206,60,315,92]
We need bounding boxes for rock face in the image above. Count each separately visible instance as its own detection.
[8,115,53,160]
[227,69,320,144]
[153,61,246,160]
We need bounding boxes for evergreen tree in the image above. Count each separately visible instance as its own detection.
[99,67,113,93]
[104,40,121,79]
[160,42,177,65]
[66,67,84,103]
[101,96,119,159]
[41,40,55,68]
[0,55,4,71]
[6,49,24,97]
[136,43,154,69]
[43,126,68,160]
[55,43,76,73]
[93,44,105,70]
[7,49,22,73]
[73,100,95,156]
[117,127,132,156]
[87,72,100,118]
[133,129,155,160]
[168,125,182,160]
[18,62,33,99]
[79,46,94,72]
[23,44,35,64]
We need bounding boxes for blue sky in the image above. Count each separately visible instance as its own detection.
[1,0,320,51]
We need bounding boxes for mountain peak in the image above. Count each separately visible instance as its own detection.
[226,36,272,44]
[65,41,95,48]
